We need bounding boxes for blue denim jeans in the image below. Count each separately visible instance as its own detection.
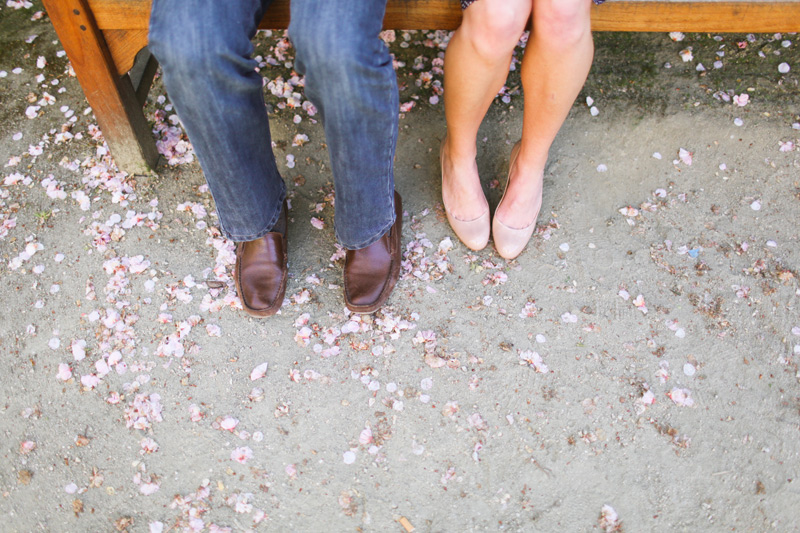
[148,0,398,249]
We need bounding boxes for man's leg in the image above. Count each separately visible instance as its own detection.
[149,0,289,316]
[289,0,402,312]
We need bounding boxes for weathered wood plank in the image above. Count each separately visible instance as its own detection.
[88,0,800,33]
[592,1,800,32]
[42,0,159,174]
[104,28,148,74]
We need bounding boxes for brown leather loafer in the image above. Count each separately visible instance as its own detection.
[343,191,402,313]
[233,201,288,317]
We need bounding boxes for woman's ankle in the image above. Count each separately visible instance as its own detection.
[443,135,478,167]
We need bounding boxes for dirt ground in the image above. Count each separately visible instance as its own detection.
[2,3,800,532]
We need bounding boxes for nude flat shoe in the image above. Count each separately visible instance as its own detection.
[440,137,490,251]
[492,142,540,260]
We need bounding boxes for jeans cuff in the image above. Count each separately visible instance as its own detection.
[218,191,286,242]
[338,210,395,250]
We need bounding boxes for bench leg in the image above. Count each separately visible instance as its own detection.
[130,48,160,107]
[42,0,159,175]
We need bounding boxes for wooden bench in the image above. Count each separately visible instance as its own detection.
[41,0,800,175]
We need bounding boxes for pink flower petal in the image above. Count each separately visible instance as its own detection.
[220,416,239,431]
[667,387,695,407]
[56,363,72,381]
[250,362,268,381]
[230,446,253,464]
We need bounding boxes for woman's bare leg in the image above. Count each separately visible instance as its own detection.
[442,0,531,222]
[494,0,594,230]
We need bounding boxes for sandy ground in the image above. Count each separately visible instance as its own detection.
[2,3,800,532]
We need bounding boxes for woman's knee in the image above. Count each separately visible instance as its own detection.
[533,0,591,47]
[460,1,530,59]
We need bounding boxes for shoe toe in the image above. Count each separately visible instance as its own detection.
[235,227,288,317]
[445,209,490,251]
[239,260,285,310]
[492,218,534,260]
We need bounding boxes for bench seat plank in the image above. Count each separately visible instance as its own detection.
[88,0,800,33]
[97,0,800,76]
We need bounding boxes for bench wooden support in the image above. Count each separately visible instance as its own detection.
[42,0,159,174]
[129,48,159,107]
[44,0,800,175]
